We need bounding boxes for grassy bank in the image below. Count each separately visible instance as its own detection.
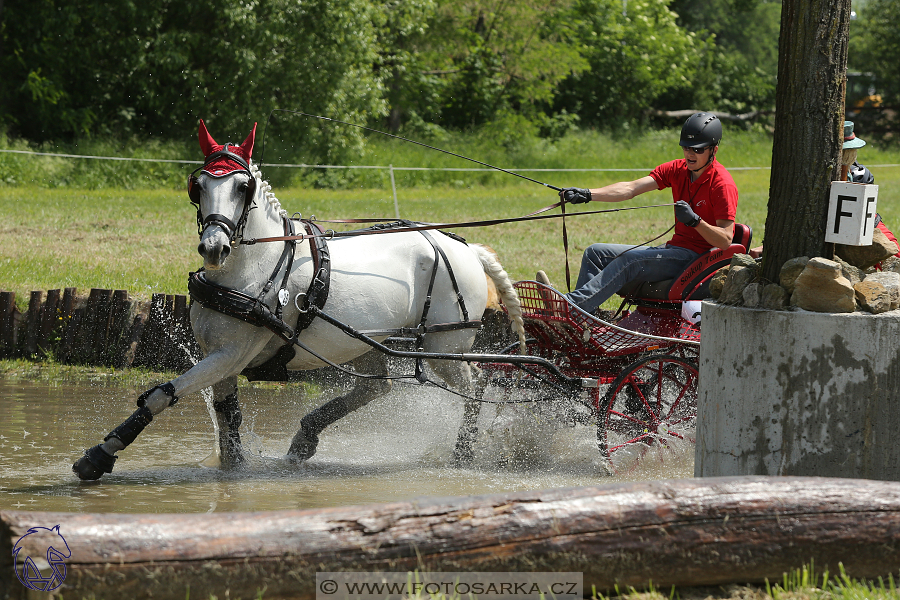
[3,129,900,312]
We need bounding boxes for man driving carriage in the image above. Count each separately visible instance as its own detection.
[541,112,739,315]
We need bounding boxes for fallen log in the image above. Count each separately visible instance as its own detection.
[2,476,900,600]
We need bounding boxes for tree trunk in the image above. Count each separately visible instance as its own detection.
[4,477,900,600]
[760,0,852,282]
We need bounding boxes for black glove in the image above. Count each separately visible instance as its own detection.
[674,200,701,227]
[560,187,592,204]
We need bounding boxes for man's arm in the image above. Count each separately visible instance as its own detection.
[587,175,659,202]
[697,219,735,250]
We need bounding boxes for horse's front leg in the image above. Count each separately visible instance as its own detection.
[212,376,244,468]
[287,350,392,461]
[72,339,266,480]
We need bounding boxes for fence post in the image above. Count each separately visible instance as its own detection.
[390,164,400,219]
[0,291,16,357]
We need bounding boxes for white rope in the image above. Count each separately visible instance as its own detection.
[4,147,899,172]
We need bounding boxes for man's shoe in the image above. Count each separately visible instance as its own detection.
[534,270,559,316]
[535,270,553,288]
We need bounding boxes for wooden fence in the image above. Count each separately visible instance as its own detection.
[0,288,199,372]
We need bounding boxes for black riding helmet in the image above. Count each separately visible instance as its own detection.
[680,112,722,149]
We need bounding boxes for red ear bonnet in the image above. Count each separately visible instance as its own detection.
[198,119,257,177]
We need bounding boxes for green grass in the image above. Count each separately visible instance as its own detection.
[3,129,900,313]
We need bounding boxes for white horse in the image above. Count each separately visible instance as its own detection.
[72,120,526,480]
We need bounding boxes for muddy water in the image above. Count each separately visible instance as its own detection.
[0,377,693,514]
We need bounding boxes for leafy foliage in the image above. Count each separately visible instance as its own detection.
[851,0,900,104]
[0,0,786,147]
[1,0,386,163]
[554,0,708,128]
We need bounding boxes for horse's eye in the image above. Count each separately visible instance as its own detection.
[238,182,249,192]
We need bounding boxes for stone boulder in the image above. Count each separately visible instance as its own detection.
[729,253,757,269]
[780,257,810,295]
[790,257,856,313]
[833,255,865,286]
[882,256,900,274]
[709,266,730,300]
[760,283,788,310]
[864,271,900,310]
[742,282,761,308]
[853,280,891,314]
[720,265,756,305]
[835,227,898,269]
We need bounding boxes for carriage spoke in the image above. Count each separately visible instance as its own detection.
[598,354,698,474]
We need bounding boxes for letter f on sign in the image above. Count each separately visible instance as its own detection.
[864,197,876,236]
[834,195,856,234]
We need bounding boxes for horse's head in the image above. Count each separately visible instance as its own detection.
[189,119,258,270]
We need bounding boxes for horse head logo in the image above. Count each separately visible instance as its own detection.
[12,525,71,592]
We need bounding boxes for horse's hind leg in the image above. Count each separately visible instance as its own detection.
[427,359,481,465]
[212,376,244,468]
[454,395,482,465]
[287,351,392,461]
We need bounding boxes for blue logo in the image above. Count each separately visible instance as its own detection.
[12,525,70,592]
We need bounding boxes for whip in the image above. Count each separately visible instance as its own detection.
[258,109,564,192]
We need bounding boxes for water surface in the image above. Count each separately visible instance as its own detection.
[0,377,692,513]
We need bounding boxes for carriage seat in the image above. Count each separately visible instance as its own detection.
[617,223,752,302]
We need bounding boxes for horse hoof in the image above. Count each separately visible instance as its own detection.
[72,445,116,480]
[219,448,246,469]
[287,427,319,461]
[219,434,246,469]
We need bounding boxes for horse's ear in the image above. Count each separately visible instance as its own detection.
[198,119,219,157]
[240,122,257,159]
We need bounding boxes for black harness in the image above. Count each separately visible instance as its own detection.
[189,218,330,343]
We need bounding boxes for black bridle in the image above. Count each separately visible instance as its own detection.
[187,143,258,243]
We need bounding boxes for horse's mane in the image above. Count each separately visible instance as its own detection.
[249,161,287,219]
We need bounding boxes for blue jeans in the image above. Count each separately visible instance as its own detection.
[565,243,700,313]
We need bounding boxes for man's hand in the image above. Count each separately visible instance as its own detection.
[674,200,701,227]
[559,187,592,204]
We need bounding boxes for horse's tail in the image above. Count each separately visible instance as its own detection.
[471,244,527,354]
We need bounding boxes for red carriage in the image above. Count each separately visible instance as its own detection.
[474,224,752,473]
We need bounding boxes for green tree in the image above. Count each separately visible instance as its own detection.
[0,0,386,165]
[850,0,900,103]
[667,0,780,114]
[555,0,707,127]
[377,0,588,132]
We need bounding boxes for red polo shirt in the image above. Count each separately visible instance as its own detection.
[649,158,739,254]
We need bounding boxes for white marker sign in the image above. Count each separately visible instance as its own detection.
[825,181,879,246]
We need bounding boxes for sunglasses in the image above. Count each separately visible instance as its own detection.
[684,145,710,154]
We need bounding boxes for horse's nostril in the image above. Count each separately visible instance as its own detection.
[197,243,206,256]
[221,245,231,259]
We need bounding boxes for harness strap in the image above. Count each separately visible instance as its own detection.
[358,321,483,337]
[202,213,239,238]
[295,220,331,332]
[421,230,470,322]
[277,219,297,319]
[413,230,471,382]
[189,271,296,341]
[256,217,296,320]
[416,234,441,353]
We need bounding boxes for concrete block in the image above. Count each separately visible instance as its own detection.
[696,302,900,481]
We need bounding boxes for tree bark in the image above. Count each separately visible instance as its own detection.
[761,0,852,282]
[3,477,900,600]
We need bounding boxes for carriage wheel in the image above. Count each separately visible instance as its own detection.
[597,354,698,475]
